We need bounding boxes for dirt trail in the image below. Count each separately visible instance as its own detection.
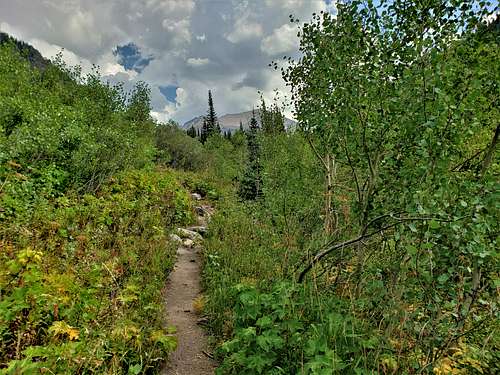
[162,205,216,375]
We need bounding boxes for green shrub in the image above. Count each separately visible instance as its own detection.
[0,169,191,373]
[155,121,206,171]
[0,44,155,195]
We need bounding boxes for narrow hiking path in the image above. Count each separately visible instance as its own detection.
[162,201,216,375]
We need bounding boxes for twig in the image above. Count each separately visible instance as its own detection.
[202,350,214,359]
[450,148,485,172]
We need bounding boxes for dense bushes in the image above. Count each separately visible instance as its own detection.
[202,2,499,374]
[0,169,192,373]
[155,121,206,171]
[0,43,193,373]
[0,43,154,199]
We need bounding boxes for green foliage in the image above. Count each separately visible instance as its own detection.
[0,44,155,195]
[181,173,220,201]
[0,169,192,373]
[0,43,195,373]
[260,132,324,241]
[155,121,206,171]
[280,1,499,368]
[201,90,220,143]
[204,134,247,185]
[125,81,152,123]
[259,97,285,135]
[217,283,384,375]
[203,1,499,374]
[186,125,197,138]
[238,111,263,200]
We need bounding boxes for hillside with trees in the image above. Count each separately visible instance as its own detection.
[0,0,498,374]
[0,41,188,373]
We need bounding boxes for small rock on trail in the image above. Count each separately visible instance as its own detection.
[191,192,202,201]
[176,227,203,241]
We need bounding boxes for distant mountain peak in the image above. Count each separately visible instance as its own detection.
[182,109,295,132]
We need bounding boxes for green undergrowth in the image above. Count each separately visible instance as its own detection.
[0,167,193,373]
[202,202,388,375]
[202,197,498,375]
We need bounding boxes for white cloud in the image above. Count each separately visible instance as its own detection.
[266,0,334,14]
[162,18,191,45]
[261,23,299,55]
[0,21,23,40]
[186,57,210,66]
[147,0,195,16]
[175,87,188,106]
[225,5,263,43]
[100,59,135,77]
[1,0,325,124]
[226,20,263,43]
[151,104,176,122]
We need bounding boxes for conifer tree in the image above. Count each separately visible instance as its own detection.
[238,109,262,200]
[200,90,220,143]
[259,96,285,134]
[201,117,209,143]
[271,103,285,133]
[260,97,273,134]
[187,126,197,138]
[207,90,218,134]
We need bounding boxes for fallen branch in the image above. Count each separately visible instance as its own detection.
[298,215,466,283]
[298,223,398,283]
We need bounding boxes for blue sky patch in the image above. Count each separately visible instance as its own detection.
[113,42,153,73]
[159,85,178,103]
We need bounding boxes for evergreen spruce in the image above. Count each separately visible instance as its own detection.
[260,97,273,134]
[238,109,262,200]
[200,90,220,143]
[201,117,209,143]
[187,126,197,138]
[271,103,285,133]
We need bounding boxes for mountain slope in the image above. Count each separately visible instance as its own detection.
[0,32,50,70]
[183,110,296,132]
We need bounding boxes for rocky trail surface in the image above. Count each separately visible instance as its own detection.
[162,197,216,375]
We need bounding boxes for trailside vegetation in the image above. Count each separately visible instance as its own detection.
[238,110,263,201]
[201,1,499,374]
[0,42,193,373]
[1,0,499,373]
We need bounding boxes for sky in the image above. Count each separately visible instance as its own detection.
[0,0,336,124]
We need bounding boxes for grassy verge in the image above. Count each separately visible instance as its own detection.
[0,167,193,373]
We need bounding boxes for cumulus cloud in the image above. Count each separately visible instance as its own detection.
[162,18,191,45]
[261,23,299,56]
[226,19,263,43]
[0,0,333,124]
